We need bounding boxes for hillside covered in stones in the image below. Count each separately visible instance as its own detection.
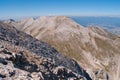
[0,22,91,80]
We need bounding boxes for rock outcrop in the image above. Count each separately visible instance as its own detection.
[5,16,120,80]
[0,22,91,80]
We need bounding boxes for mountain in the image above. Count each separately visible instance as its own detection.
[71,16,120,36]
[0,22,91,80]
[4,16,120,80]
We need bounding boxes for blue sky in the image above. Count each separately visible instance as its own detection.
[0,0,120,18]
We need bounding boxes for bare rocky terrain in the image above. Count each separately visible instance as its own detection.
[0,22,92,80]
[3,16,120,80]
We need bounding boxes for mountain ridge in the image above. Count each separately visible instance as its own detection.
[3,16,120,80]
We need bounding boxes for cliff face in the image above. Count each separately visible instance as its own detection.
[4,16,120,80]
[0,22,91,80]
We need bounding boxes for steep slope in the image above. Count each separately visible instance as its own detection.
[5,16,120,80]
[0,22,92,80]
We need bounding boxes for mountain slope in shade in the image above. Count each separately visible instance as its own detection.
[0,22,92,80]
[4,16,120,80]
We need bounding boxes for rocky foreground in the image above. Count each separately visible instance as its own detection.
[0,22,92,80]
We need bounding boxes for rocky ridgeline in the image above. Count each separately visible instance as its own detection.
[0,22,92,80]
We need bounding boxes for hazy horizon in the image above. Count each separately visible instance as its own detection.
[1,15,120,20]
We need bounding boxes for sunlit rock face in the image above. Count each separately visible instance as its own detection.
[4,16,120,80]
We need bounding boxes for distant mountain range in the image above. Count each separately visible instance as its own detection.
[71,16,120,35]
[3,16,120,80]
